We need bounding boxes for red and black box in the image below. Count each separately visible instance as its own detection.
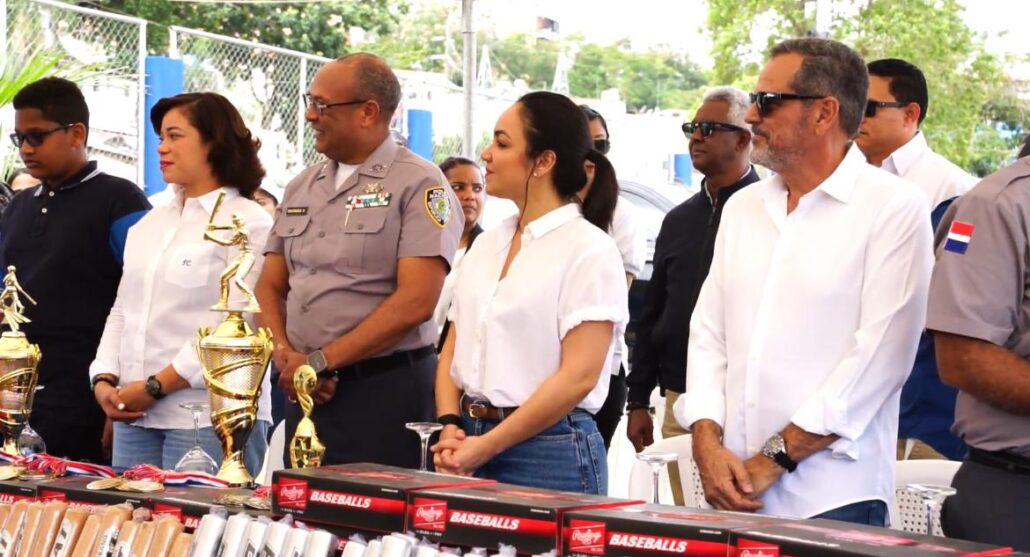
[0,479,40,504]
[271,463,492,534]
[729,519,1013,556]
[406,483,642,555]
[147,486,277,532]
[561,504,794,557]
[36,477,147,511]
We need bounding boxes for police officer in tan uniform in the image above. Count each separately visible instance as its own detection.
[927,151,1030,551]
[256,53,463,467]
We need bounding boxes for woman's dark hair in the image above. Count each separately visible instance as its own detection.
[150,92,265,198]
[579,104,609,139]
[439,156,479,176]
[518,92,617,231]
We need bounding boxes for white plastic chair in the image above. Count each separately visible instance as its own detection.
[890,459,961,534]
[627,434,709,507]
[257,420,286,486]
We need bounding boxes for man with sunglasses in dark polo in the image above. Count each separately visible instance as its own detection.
[1,77,150,463]
[625,86,757,505]
[677,38,931,524]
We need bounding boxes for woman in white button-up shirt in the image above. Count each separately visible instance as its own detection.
[432,92,629,494]
[89,93,272,472]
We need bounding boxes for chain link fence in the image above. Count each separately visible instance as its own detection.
[169,27,329,190]
[1,0,146,185]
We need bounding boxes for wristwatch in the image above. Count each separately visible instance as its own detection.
[306,349,329,374]
[761,433,798,473]
[145,375,166,400]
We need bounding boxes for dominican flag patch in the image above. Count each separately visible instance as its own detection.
[944,220,975,254]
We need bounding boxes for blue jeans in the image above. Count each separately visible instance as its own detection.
[112,421,269,476]
[461,408,607,494]
[813,499,888,527]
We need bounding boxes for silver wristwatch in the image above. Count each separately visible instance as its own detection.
[761,433,798,472]
[306,349,328,374]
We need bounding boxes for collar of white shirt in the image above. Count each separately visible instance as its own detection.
[492,202,582,251]
[170,184,241,215]
[881,131,928,177]
[760,143,865,215]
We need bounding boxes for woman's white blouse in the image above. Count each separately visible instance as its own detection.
[447,203,629,413]
[90,187,273,429]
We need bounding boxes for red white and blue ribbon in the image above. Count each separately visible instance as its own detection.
[0,451,117,478]
[123,464,229,488]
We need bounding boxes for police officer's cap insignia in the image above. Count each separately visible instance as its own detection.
[424,186,451,228]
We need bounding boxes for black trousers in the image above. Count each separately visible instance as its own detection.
[283,351,436,468]
[942,459,1030,551]
[592,366,627,451]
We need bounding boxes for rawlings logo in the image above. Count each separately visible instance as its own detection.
[567,521,605,556]
[739,550,778,557]
[411,499,448,532]
[415,506,443,523]
[276,479,309,511]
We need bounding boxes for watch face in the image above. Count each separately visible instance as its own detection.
[308,351,327,372]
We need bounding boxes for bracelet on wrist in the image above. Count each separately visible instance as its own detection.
[437,413,462,427]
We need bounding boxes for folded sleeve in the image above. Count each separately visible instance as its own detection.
[557,238,629,340]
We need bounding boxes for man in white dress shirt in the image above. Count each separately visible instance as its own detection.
[676,38,933,525]
[857,58,977,462]
[856,58,976,211]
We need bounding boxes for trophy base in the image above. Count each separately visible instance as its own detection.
[216,455,253,487]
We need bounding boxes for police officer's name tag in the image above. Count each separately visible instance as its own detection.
[285,207,308,215]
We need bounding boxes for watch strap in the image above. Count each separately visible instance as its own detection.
[437,414,462,427]
[91,375,117,392]
[773,451,798,473]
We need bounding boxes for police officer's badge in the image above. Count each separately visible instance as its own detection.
[424,186,451,228]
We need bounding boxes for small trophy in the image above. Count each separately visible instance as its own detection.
[196,193,273,486]
[288,365,325,468]
[0,266,41,456]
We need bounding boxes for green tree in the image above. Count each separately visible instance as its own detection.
[706,0,1021,173]
[490,33,562,90]
[96,0,406,56]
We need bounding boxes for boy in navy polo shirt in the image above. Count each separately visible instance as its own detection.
[1,77,150,463]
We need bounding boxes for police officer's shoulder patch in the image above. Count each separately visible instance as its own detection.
[424,186,451,228]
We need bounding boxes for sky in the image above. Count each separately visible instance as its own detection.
[465,0,1029,73]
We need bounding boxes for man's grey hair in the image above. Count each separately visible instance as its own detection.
[769,37,868,138]
[335,52,401,121]
[701,86,752,130]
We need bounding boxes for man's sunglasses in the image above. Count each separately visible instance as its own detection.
[9,124,74,148]
[749,91,826,116]
[865,100,908,118]
[682,121,746,139]
[593,138,611,154]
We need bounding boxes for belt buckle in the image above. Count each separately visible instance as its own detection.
[467,402,488,419]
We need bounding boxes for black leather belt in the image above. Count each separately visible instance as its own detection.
[322,346,434,382]
[968,446,1030,476]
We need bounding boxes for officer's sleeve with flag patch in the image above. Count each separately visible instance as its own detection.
[928,186,1026,346]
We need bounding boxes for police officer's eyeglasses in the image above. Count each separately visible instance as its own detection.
[682,121,746,139]
[9,124,74,148]
[749,91,827,117]
[865,100,908,118]
[304,95,369,117]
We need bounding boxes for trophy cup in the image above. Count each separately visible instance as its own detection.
[196,193,273,486]
[0,266,41,456]
[288,364,325,468]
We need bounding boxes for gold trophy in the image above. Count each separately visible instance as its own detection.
[0,266,41,455]
[288,365,325,468]
[196,193,273,486]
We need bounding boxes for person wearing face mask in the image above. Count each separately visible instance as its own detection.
[255,53,463,467]
[1,77,151,463]
[578,105,645,453]
[432,92,628,494]
[433,157,486,349]
[89,92,272,473]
